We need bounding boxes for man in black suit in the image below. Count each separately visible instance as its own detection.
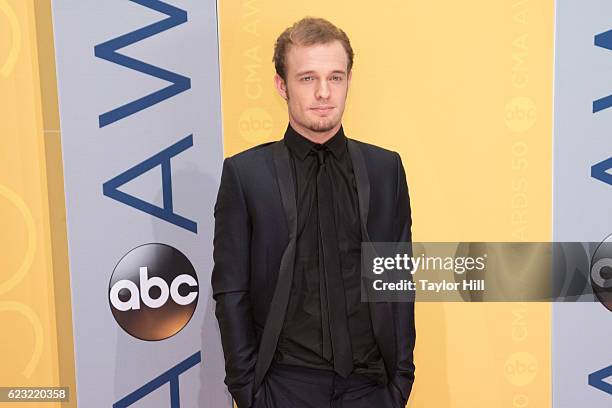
[212,17,415,408]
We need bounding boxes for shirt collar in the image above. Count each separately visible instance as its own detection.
[283,123,347,161]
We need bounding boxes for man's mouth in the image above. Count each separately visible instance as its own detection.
[311,106,334,114]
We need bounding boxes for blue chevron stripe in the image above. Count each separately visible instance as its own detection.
[588,365,612,396]
[94,0,191,128]
[591,157,612,187]
[593,29,612,113]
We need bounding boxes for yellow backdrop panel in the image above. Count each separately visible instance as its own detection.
[0,0,76,406]
[219,1,553,407]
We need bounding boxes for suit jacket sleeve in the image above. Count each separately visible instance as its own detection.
[389,152,416,406]
[211,157,258,408]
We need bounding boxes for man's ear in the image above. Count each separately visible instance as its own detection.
[274,74,288,101]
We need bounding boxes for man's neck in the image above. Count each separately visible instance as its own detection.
[288,119,342,144]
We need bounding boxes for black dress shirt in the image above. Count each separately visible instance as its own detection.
[273,124,387,384]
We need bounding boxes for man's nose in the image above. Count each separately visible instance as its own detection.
[315,80,330,99]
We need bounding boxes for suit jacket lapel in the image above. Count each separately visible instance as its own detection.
[348,139,397,379]
[254,140,297,390]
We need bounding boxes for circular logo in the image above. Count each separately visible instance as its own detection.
[239,107,274,143]
[504,97,537,133]
[591,235,612,312]
[503,352,538,386]
[108,243,199,341]
[0,1,21,77]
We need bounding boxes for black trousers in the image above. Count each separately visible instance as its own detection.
[252,362,397,408]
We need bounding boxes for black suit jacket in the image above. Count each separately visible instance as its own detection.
[211,138,416,408]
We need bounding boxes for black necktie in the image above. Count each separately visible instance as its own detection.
[313,145,353,378]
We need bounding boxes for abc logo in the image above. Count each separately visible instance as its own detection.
[239,107,273,143]
[108,243,198,341]
[504,352,538,386]
[591,235,612,312]
[504,96,537,133]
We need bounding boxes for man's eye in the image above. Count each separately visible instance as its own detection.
[301,76,313,81]
[331,75,343,81]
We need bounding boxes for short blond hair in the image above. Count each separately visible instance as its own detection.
[273,17,354,81]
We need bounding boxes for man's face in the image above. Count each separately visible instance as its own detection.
[275,40,351,137]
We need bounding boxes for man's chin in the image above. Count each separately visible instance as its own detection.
[307,120,339,133]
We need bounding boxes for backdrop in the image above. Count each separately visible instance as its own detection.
[1,0,611,407]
